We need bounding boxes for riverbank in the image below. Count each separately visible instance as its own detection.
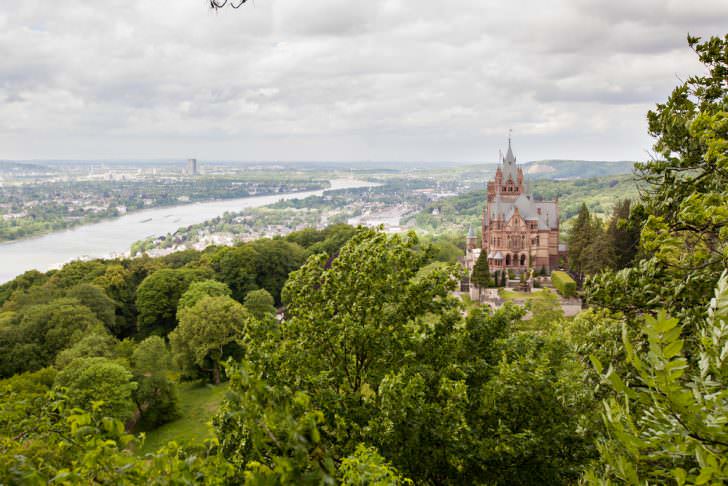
[0,179,374,284]
[0,181,329,244]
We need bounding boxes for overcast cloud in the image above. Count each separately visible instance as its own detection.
[0,0,726,162]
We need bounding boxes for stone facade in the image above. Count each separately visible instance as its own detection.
[465,138,564,276]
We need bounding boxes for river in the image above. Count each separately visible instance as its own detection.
[0,178,373,284]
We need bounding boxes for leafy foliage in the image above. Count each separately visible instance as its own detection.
[587,34,728,333]
[177,279,232,313]
[588,273,728,484]
[470,250,492,290]
[170,296,252,384]
[135,268,210,336]
[243,289,276,320]
[551,271,576,298]
[0,298,104,377]
[211,229,597,484]
[54,357,137,422]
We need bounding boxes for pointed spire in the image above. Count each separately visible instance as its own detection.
[505,132,516,164]
[467,224,475,238]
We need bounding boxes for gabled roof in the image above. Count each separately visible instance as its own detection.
[488,194,559,230]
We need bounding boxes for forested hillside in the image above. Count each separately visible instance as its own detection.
[0,35,726,485]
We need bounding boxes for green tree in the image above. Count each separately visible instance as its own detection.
[65,283,118,335]
[205,244,258,302]
[249,238,308,304]
[582,217,615,275]
[527,290,565,330]
[587,272,728,484]
[605,199,640,270]
[170,296,252,384]
[0,398,233,484]
[308,224,357,257]
[214,229,596,483]
[470,251,492,298]
[130,336,178,430]
[131,336,172,373]
[567,203,594,281]
[93,263,141,338]
[135,268,208,336]
[55,330,117,369]
[243,288,276,319]
[281,229,459,400]
[587,34,728,335]
[177,279,232,313]
[0,269,48,308]
[339,444,413,485]
[45,260,108,290]
[54,357,137,422]
[0,298,103,377]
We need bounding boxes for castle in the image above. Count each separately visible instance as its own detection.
[464,138,564,282]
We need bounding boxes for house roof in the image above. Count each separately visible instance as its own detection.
[489,194,558,230]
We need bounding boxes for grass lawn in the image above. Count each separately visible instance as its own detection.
[138,381,227,455]
[499,288,555,301]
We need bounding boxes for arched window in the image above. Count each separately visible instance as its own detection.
[505,254,511,266]
[520,254,526,266]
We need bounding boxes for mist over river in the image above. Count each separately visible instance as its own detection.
[0,179,373,284]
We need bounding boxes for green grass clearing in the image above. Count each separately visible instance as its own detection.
[138,381,227,455]
[499,288,556,301]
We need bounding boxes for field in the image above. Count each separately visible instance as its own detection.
[138,382,227,455]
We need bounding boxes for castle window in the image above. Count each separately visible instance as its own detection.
[520,254,526,266]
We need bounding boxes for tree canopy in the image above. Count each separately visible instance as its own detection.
[170,295,252,384]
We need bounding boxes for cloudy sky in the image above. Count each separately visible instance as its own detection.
[1,0,725,163]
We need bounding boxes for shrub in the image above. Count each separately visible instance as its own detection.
[552,271,576,297]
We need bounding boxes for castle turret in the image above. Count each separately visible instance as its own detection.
[466,224,477,250]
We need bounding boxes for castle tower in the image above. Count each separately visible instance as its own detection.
[466,224,477,250]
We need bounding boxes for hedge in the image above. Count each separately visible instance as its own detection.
[551,271,576,297]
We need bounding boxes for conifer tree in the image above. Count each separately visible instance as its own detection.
[605,199,640,270]
[470,252,491,299]
[567,204,593,281]
[583,217,615,275]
